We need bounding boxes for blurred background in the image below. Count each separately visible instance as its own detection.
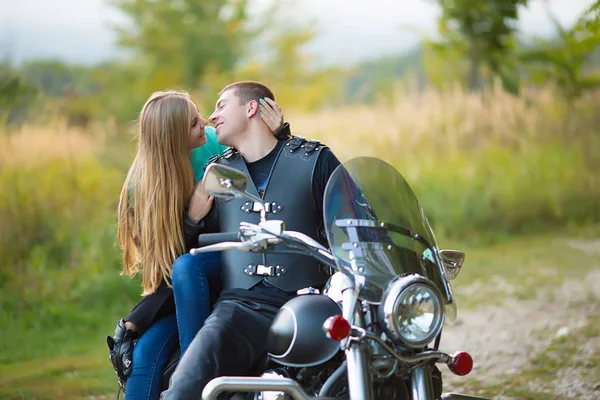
[1,0,599,398]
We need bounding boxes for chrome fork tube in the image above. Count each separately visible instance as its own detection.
[341,281,374,400]
[410,367,435,400]
[346,342,374,400]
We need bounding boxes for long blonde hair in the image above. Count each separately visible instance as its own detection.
[117,90,195,295]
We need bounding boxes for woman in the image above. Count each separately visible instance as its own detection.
[107,89,286,400]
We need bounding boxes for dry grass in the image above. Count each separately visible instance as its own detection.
[1,85,599,243]
[0,119,112,167]
[288,85,598,162]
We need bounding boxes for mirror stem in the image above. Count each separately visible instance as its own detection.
[260,208,267,223]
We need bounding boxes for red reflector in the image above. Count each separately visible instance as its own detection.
[450,351,473,376]
[323,315,351,341]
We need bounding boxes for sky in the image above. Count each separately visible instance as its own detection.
[0,0,595,66]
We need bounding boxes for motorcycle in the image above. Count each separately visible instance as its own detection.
[188,156,491,400]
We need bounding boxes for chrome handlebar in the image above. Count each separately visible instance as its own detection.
[191,219,330,255]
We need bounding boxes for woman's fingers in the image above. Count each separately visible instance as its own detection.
[259,98,283,132]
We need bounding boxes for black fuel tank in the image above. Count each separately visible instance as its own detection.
[267,294,343,368]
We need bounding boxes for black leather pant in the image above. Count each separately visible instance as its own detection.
[160,298,280,400]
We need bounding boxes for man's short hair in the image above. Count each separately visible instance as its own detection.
[219,81,275,105]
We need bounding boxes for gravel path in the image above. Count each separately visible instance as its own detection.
[438,240,600,399]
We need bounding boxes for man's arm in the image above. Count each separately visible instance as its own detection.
[312,147,342,219]
[312,149,389,245]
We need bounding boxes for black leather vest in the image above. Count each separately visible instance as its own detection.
[212,137,331,292]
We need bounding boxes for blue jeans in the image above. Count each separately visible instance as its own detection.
[126,314,178,400]
[172,251,222,355]
[125,251,222,400]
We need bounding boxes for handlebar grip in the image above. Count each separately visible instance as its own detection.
[197,232,240,247]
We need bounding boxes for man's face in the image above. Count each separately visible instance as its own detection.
[209,89,249,147]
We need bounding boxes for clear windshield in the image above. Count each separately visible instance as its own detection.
[323,157,453,305]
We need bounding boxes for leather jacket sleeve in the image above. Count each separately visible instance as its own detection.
[183,206,218,251]
[125,280,174,335]
[274,122,291,140]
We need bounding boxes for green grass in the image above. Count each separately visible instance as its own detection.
[403,142,600,244]
[0,348,119,400]
[0,271,139,363]
[443,228,600,310]
[0,270,138,399]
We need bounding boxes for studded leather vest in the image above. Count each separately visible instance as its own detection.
[208,136,331,292]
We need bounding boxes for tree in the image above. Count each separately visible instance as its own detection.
[259,27,346,110]
[519,2,600,100]
[0,62,38,127]
[111,0,252,90]
[578,0,600,36]
[428,0,528,93]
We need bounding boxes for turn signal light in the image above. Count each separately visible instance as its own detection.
[323,315,351,341]
[449,351,473,376]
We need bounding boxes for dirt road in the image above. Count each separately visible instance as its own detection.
[439,240,600,399]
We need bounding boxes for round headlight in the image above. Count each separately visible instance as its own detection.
[380,275,445,348]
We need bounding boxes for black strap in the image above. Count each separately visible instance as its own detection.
[222,147,238,159]
[116,381,124,400]
[204,154,222,171]
[305,139,321,155]
[288,136,305,151]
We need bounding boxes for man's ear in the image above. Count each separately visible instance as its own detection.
[247,100,259,118]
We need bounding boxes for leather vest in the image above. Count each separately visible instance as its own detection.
[210,137,331,292]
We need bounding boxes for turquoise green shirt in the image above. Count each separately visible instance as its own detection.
[190,126,228,182]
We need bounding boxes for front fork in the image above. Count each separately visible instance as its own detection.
[341,277,375,400]
[344,345,437,400]
[410,367,436,400]
[341,274,437,400]
[345,341,375,400]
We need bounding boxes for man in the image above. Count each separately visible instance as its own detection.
[160,81,342,399]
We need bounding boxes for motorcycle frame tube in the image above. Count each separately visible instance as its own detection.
[410,367,435,400]
[201,377,312,400]
[440,394,492,400]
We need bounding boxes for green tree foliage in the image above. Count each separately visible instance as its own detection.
[111,0,252,90]
[578,0,600,36]
[519,2,600,100]
[0,63,38,127]
[345,48,425,104]
[170,15,347,113]
[427,0,528,93]
[19,60,98,97]
[253,27,347,110]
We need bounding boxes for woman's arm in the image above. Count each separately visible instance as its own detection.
[124,281,175,335]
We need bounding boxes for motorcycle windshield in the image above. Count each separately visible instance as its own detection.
[323,157,453,305]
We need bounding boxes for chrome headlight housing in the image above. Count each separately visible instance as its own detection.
[379,274,445,348]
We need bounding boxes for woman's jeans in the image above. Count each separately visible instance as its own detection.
[125,315,178,400]
[172,251,222,354]
[125,251,221,400]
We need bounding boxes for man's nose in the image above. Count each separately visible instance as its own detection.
[209,112,217,124]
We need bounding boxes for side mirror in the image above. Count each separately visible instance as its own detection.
[202,163,267,221]
[203,164,262,203]
[439,250,465,280]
